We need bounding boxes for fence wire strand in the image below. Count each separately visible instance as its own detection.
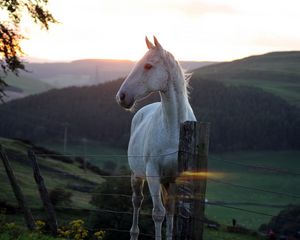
[1,144,299,235]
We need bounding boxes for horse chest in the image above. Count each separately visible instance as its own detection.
[128,107,180,177]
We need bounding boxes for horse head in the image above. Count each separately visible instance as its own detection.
[116,36,169,110]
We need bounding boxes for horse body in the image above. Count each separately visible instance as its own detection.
[129,102,177,178]
[116,37,196,240]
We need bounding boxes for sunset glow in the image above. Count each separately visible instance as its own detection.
[176,171,225,184]
[19,0,300,62]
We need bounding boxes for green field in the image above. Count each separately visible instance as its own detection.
[0,137,104,210]
[192,51,300,107]
[43,141,127,169]
[0,232,61,240]
[1,138,299,239]
[206,151,300,230]
[43,142,300,231]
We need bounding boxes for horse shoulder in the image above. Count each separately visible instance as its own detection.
[131,102,160,134]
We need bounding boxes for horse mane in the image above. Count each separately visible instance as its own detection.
[163,50,191,99]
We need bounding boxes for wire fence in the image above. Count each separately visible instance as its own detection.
[1,131,299,237]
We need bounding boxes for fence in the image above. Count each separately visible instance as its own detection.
[0,120,300,239]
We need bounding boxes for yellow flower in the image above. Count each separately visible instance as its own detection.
[35,220,46,233]
[94,230,105,240]
[74,233,82,240]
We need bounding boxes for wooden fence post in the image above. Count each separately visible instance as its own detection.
[174,121,210,240]
[0,145,36,230]
[28,149,58,235]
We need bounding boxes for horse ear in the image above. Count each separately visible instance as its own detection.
[153,36,162,49]
[145,36,154,49]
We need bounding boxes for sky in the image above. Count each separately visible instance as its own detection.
[16,0,300,62]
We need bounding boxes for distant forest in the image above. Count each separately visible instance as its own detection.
[0,77,299,152]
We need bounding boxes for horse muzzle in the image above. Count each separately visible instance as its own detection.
[116,91,135,109]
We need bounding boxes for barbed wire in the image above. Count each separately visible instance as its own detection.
[2,140,299,233]
[208,177,300,199]
[32,150,300,176]
[43,172,300,200]
[35,150,178,158]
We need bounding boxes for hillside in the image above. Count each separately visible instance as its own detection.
[0,137,106,209]
[0,76,299,152]
[22,59,213,88]
[1,59,213,102]
[1,73,53,102]
[192,51,300,107]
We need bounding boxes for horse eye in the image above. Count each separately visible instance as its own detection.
[144,63,153,70]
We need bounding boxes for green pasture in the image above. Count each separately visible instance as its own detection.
[1,138,299,236]
[44,141,127,169]
[44,141,300,231]
[206,151,300,230]
[225,78,300,107]
[0,137,104,209]
[193,52,300,107]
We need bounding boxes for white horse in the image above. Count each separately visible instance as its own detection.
[116,36,196,240]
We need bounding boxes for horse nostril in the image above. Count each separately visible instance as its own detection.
[120,92,126,101]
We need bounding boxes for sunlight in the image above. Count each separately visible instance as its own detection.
[18,0,300,62]
[176,171,225,184]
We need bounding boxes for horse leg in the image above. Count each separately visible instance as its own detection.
[130,175,144,240]
[147,173,165,240]
[162,183,175,240]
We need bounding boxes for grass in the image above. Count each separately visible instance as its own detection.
[0,231,62,240]
[43,141,127,168]
[0,232,62,240]
[44,142,300,231]
[225,78,300,107]
[203,227,264,240]
[206,151,300,230]
[1,137,299,238]
[0,137,104,209]
[44,141,300,231]
[192,51,300,107]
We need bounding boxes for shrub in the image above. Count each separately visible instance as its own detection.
[259,204,300,237]
[49,188,72,206]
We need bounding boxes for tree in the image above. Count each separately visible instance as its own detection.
[259,205,300,238]
[0,0,57,100]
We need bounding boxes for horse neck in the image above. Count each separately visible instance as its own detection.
[159,62,190,130]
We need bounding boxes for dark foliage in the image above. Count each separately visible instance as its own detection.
[0,0,57,100]
[49,187,72,206]
[103,160,117,173]
[0,200,18,214]
[259,205,300,238]
[0,77,299,152]
[89,175,154,240]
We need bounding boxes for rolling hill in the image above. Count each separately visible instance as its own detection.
[0,77,299,152]
[0,51,299,151]
[22,59,213,88]
[0,137,106,210]
[2,73,53,102]
[1,59,213,102]
[192,51,300,107]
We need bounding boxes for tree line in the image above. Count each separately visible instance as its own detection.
[0,77,299,152]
